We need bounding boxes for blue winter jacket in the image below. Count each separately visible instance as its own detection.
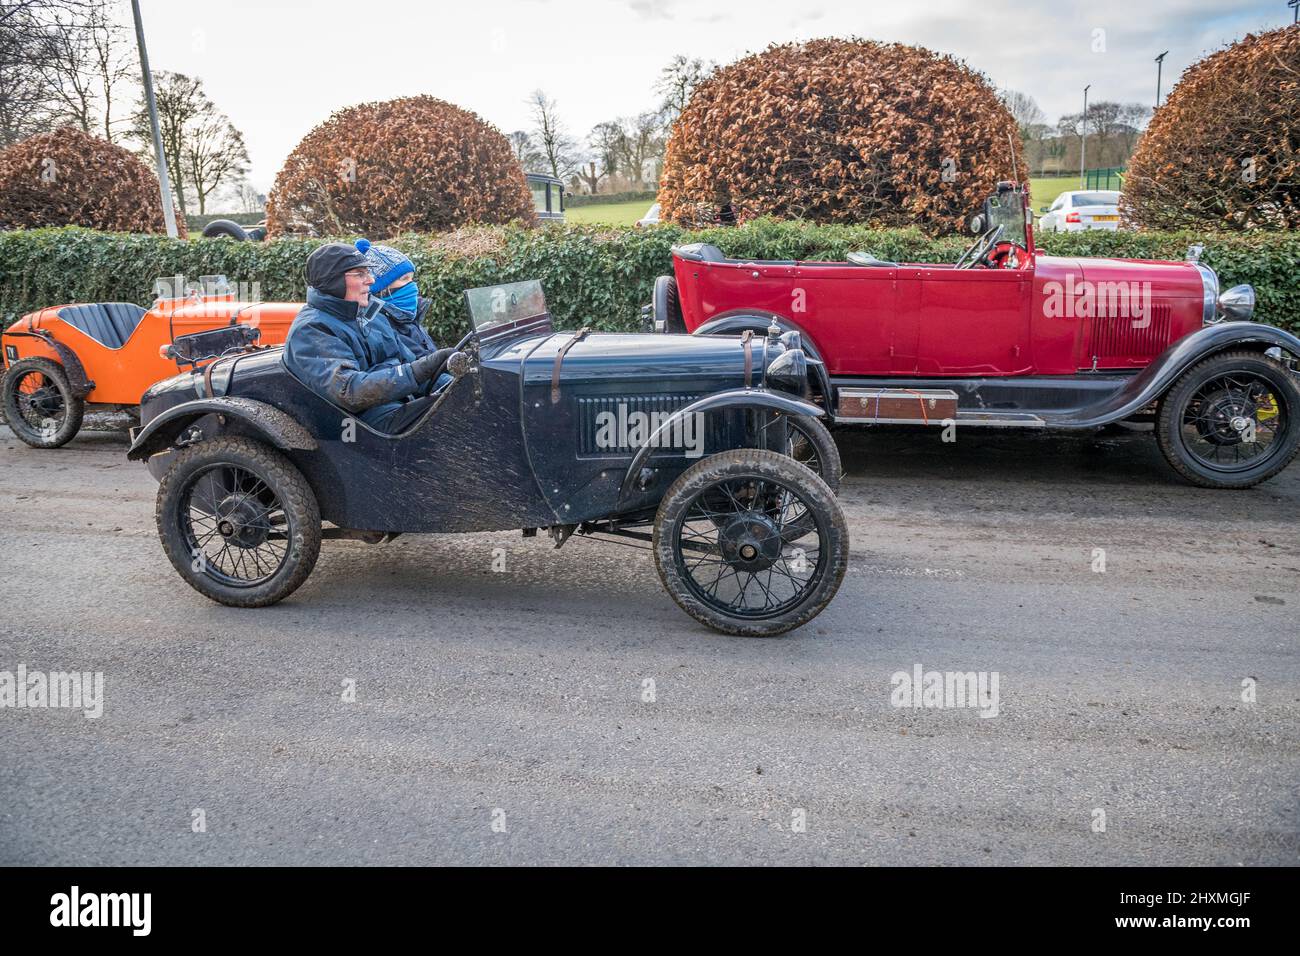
[282,287,429,428]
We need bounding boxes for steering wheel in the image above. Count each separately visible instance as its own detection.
[954,224,1004,270]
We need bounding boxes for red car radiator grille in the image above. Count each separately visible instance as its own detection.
[1086,302,1172,367]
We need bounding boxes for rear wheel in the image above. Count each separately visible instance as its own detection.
[156,436,321,606]
[653,448,848,637]
[2,357,84,448]
[785,414,840,492]
[653,275,685,333]
[1155,350,1300,489]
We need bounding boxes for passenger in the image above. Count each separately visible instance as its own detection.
[283,241,449,434]
[360,242,438,356]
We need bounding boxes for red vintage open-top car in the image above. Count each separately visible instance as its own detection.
[651,182,1300,489]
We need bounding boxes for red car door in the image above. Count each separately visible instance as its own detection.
[790,263,898,375]
[908,265,1034,376]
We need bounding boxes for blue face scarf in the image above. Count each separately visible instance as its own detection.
[380,280,419,316]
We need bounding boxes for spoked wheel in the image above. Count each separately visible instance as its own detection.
[653,448,848,637]
[2,357,84,448]
[1156,351,1300,489]
[156,436,321,606]
[784,413,841,491]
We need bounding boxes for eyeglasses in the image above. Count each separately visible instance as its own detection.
[344,268,373,279]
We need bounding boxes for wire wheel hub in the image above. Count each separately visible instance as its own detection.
[718,512,782,572]
[1183,373,1281,466]
[16,372,64,427]
[214,493,271,549]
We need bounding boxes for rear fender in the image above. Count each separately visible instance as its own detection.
[127,396,317,461]
[4,330,94,397]
[617,388,823,500]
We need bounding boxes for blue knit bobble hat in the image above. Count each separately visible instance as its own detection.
[359,241,415,294]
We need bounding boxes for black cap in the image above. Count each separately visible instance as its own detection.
[306,242,370,299]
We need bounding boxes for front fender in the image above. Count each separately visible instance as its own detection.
[1064,322,1300,428]
[126,396,318,461]
[618,388,824,500]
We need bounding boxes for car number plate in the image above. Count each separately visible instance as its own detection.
[1092,215,1119,222]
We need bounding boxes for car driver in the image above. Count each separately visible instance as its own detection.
[282,241,448,434]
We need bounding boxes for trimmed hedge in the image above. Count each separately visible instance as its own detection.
[1,223,1296,348]
[564,190,658,208]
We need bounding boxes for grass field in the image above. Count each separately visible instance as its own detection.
[567,178,1091,229]
[1029,175,1087,215]
[564,199,655,227]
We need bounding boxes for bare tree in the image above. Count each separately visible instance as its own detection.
[87,0,134,141]
[999,90,1049,174]
[527,89,578,180]
[131,70,248,215]
[655,54,714,128]
[182,102,249,214]
[7,0,133,143]
[1054,100,1151,172]
[570,161,597,194]
[36,5,97,133]
[614,111,665,186]
[0,1,70,145]
[507,129,546,173]
[131,71,202,213]
[234,179,265,214]
[578,120,623,193]
[999,89,1045,130]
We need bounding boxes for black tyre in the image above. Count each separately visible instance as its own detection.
[653,448,848,637]
[1155,350,1300,489]
[2,357,84,448]
[785,414,841,492]
[200,218,250,240]
[156,436,321,607]
[653,275,685,333]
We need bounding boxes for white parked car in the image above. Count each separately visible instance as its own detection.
[635,202,660,227]
[1038,190,1122,233]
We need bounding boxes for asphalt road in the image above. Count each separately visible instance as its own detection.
[1,418,1296,865]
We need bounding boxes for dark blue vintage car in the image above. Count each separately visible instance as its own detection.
[126,281,848,637]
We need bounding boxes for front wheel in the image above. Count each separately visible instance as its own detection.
[2,357,84,448]
[156,436,321,606]
[1155,350,1300,489]
[653,448,849,637]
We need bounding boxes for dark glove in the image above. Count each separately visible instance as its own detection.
[410,347,455,384]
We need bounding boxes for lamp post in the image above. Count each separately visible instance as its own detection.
[1080,84,1090,189]
[130,0,177,238]
[1290,0,1299,24]
[1155,51,1168,108]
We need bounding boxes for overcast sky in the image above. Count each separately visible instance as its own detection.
[133,0,1288,191]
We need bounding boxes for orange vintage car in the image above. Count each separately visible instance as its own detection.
[1,276,300,448]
